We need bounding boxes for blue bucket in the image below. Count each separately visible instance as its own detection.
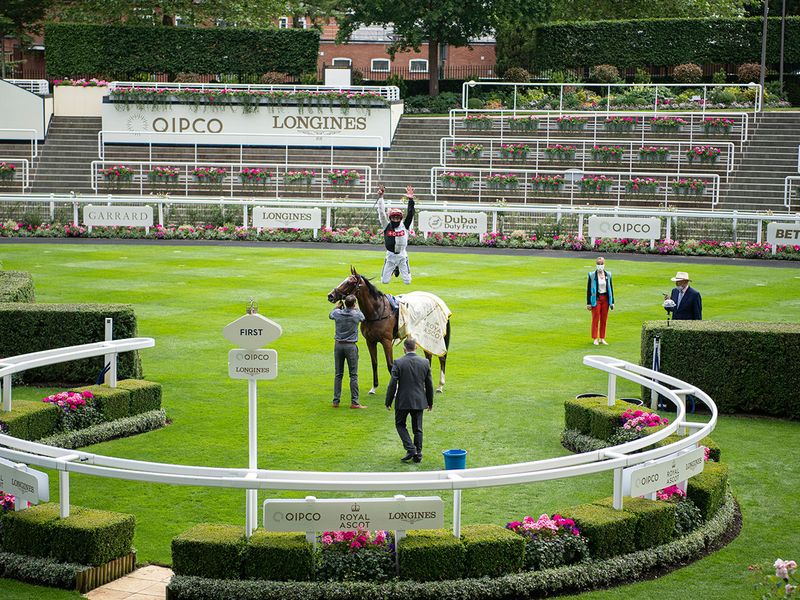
[442,449,467,470]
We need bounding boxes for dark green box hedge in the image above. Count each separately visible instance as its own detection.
[559,502,638,559]
[460,524,524,578]
[653,435,721,462]
[398,529,465,581]
[115,379,162,415]
[0,400,59,440]
[0,271,35,303]
[687,461,729,520]
[243,531,313,582]
[564,396,629,440]
[0,303,142,384]
[0,503,134,566]
[71,384,131,422]
[172,524,246,580]
[594,496,675,551]
[45,23,319,78]
[641,321,800,419]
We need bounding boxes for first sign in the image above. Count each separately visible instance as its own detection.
[223,313,282,349]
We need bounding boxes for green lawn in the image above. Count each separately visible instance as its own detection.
[1,243,799,599]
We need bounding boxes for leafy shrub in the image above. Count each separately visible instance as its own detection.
[351,69,364,85]
[244,532,313,581]
[641,320,800,419]
[633,68,652,84]
[0,400,59,440]
[42,390,103,432]
[673,498,704,537]
[563,396,629,440]
[0,551,89,589]
[712,69,728,84]
[316,546,394,582]
[399,529,464,581]
[0,303,142,384]
[558,502,638,559]
[115,379,162,415]
[71,384,131,422]
[260,72,288,84]
[522,532,590,571]
[466,97,485,109]
[672,63,703,83]
[461,524,524,577]
[686,461,729,520]
[404,93,461,114]
[173,72,203,83]
[0,271,34,303]
[385,73,407,97]
[1,503,135,566]
[172,524,245,580]
[591,64,620,83]
[21,212,42,229]
[504,67,531,82]
[37,409,167,449]
[737,62,762,83]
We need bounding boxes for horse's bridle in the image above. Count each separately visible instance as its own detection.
[340,275,392,323]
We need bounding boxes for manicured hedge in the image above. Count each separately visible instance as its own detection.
[594,497,675,550]
[497,16,800,72]
[244,531,313,582]
[564,396,629,440]
[398,529,465,581]
[0,503,135,566]
[0,551,89,589]
[686,461,729,520]
[172,524,246,580]
[653,434,721,462]
[0,303,142,384]
[558,502,638,559]
[460,524,524,578]
[0,271,34,303]
[115,379,162,415]
[45,23,319,78]
[38,409,167,449]
[72,384,130,422]
[641,321,800,419]
[0,400,59,441]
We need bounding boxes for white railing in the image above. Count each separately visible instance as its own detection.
[97,130,385,164]
[90,160,373,202]
[430,166,721,208]
[439,137,736,178]
[0,349,716,530]
[0,129,39,161]
[462,81,763,117]
[0,158,30,190]
[785,177,800,211]
[797,145,800,173]
[109,81,401,102]
[2,195,798,242]
[4,79,49,95]
[448,110,750,145]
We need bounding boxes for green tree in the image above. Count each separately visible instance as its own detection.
[0,0,51,78]
[548,0,756,20]
[335,0,551,96]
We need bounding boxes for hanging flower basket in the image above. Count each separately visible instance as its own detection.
[671,178,707,195]
[590,145,624,162]
[451,143,484,159]
[703,117,735,134]
[580,175,614,193]
[556,116,589,131]
[325,169,360,187]
[604,116,637,132]
[508,116,540,132]
[531,175,565,192]
[285,170,316,187]
[0,162,17,182]
[639,146,671,163]
[439,171,476,189]
[485,173,519,190]
[192,167,227,184]
[626,177,660,195]
[499,144,530,161]
[544,144,577,160]
[463,115,492,131]
[650,116,688,133]
[685,146,721,163]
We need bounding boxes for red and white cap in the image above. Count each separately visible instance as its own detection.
[388,208,403,219]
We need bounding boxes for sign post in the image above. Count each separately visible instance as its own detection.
[223,301,282,538]
[0,457,49,510]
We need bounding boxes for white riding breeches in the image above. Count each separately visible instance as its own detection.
[381,251,411,284]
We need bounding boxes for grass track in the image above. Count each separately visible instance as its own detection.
[1,243,798,599]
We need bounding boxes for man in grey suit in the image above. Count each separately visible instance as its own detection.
[385,338,434,463]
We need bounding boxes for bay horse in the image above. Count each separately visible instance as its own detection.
[327,267,451,394]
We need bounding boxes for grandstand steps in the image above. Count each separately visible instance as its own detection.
[29,117,101,194]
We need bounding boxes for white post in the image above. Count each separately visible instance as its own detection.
[453,489,462,537]
[59,471,70,518]
[607,373,616,407]
[612,467,623,510]
[2,375,11,412]
[650,337,661,410]
[103,318,117,387]
[246,378,258,538]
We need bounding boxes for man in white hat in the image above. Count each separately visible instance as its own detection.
[665,271,702,320]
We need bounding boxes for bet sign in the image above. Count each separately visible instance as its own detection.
[223,313,282,350]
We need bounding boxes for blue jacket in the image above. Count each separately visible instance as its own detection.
[668,286,702,320]
[587,270,614,307]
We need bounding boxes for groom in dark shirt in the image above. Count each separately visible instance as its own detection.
[329,294,366,408]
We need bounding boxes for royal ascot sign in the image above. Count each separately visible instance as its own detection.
[83,205,154,228]
[263,496,444,532]
[588,216,661,241]
[0,457,49,509]
[252,207,321,230]
[418,211,488,235]
[622,446,705,497]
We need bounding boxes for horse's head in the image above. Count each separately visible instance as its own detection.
[327,267,362,303]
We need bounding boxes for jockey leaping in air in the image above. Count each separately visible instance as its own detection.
[376,184,415,285]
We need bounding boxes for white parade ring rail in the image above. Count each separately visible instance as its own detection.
[0,339,717,533]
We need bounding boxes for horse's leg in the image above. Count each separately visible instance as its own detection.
[367,339,379,395]
[437,355,446,393]
[381,338,394,375]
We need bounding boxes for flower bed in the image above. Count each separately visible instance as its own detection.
[317,529,394,582]
[42,390,102,432]
[451,143,484,159]
[325,169,360,186]
[54,78,108,87]
[650,117,688,133]
[556,116,589,131]
[544,144,577,160]
[685,146,721,163]
[580,175,614,193]
[590,145,624,162]
[0,162,17,181]
[508,116,539,131]
[506,514,589,571]
[499,143,530,161]
[639,146,671,163]
[439,171,476,189]
[463,115,492,131]
[486,173,519,190]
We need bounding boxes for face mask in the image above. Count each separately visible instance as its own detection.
[596,265,605,272]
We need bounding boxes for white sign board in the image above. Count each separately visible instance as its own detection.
[263,496,444,532]
[252,207,321,230]
[83,205,154,228]
[622,446,705,497]
[102,102,395,148]
[223,313,282,349]
[766,222,800,245]
[588,216,661,241]
[0,457,49,508]
[418,211,488,234]
[228,348,278,380]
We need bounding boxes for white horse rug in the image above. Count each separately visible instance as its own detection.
[396,291,452,357]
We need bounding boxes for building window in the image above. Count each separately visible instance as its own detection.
[332,58,352,68]
[174,15,187,27]
[278,17,289,28]
[409,59,428,73]
[371,59,390,73]
[296,17,307,29]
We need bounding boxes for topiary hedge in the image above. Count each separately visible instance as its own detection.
[0,303,142,384]
[686,461,729,520]
[641,321,800,419]
[172,524,246,580]
[594,497,675,550]
[0,551,89,589]
[0,503,135,566]
[0,271,34,303]
[557,502,638,560]
[71,384,130,422]
[45,23,320,78]
[37,409,167,449]
[115,379,162,415]
[244,531,314,582]
[460,524,524,578]
[399,529,465,581]
[0,400,59,440]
